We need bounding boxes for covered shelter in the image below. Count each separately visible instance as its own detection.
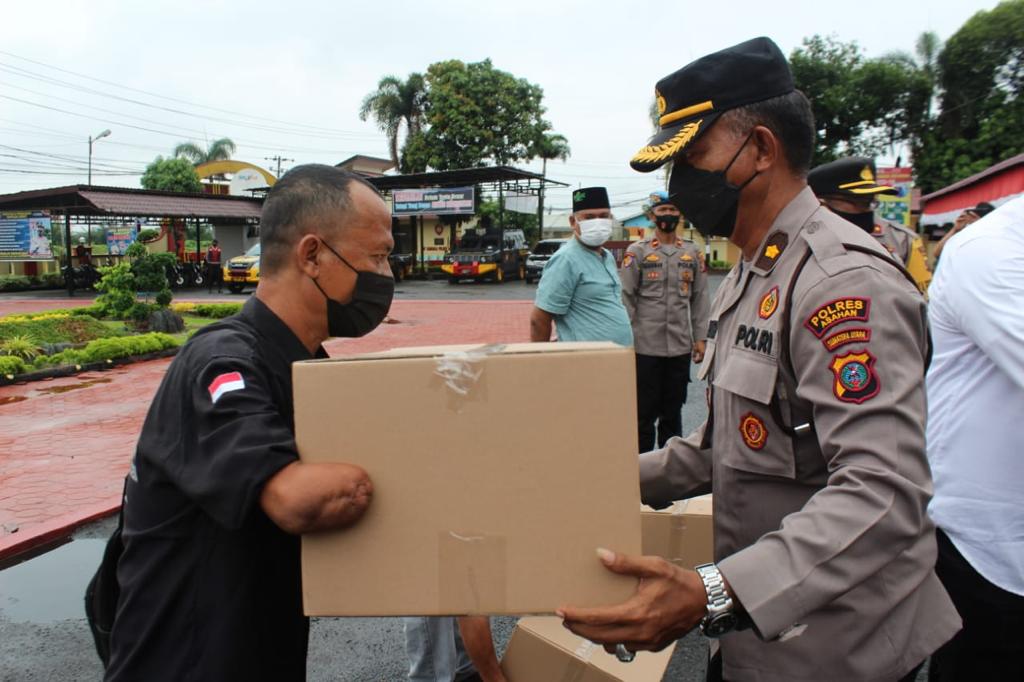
[364,166,567,270]
[920,153,1024,231]
[0,185,262,293]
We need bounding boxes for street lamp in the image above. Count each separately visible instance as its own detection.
[88,129,111,186]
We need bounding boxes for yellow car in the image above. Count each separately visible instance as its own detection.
[223,243,260,294]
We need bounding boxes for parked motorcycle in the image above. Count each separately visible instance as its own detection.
[62,263,100,290]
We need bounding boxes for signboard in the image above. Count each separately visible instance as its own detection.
[105,223,137,256]
[877,167,914,227]
[0,210,53,261]
[392,186,475,216]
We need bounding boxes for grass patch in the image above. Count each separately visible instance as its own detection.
[0,314,118,345]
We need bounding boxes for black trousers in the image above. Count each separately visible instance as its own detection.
[635,353,690,453]
[928,528,1024,681]
[207,262,223,292]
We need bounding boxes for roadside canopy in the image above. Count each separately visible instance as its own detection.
[920,154,1024,227]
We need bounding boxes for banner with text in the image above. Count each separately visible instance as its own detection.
[392,187,475,216]
[0,210,53,261]
[877,167,914,227]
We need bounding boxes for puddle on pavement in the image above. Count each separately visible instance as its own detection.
[0,538,105,624]
[0,395,27,406]
[35,378,112,395]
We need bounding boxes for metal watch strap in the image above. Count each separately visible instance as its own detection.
[696,563,731,611]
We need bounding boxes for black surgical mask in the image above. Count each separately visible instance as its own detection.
[830,208,875,234]
[311,240,394,338]
[654,214,681,233]
[668,132,759,238]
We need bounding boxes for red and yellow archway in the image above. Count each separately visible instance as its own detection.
[194,160,277,186]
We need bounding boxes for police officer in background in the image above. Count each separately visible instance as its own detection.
[809,157,932,292]
[621,190,710,452]
[559,37,960,682]
[106,165,393,681]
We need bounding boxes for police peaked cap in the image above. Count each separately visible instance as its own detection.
[631,37,795,172]
[572,187,610,212]
[808,157,898,198]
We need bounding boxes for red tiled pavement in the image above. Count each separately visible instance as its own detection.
[0,300,532,559]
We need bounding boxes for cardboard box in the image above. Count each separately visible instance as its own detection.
[501,616,676,682]
[294,342,642,616]
[641,495,714,568]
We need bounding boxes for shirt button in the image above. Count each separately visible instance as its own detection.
[806,222,819,234]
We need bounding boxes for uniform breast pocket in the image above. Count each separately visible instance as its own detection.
[712,351,796,479]
[679,266,694,283]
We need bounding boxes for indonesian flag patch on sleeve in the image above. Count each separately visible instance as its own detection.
[208,371,246,404]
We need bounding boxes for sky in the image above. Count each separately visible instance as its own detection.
[0,0,1001,216]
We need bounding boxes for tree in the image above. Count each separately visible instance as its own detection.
[140,157,202,193]
[913,0,1024,192]
[172,138,237,165]
[401,59,553,172]
[790,35,931,167]
[359,73,427,169]
[530,131,570,233]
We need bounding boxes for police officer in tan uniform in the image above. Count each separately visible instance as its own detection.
[621,190,711,452]
[559,37,960,682]
[809,157,932,293]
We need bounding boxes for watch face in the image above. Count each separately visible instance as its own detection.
[704,612,739,638]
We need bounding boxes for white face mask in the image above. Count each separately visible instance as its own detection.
[577,218,614,247]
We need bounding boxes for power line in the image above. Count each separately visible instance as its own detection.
[0,50,385,139]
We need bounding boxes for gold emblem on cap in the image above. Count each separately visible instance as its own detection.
[656,90,667,116]
[860,165,874,182]
[632,121,702,165]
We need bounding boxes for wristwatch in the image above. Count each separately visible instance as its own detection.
[695,563,739,638]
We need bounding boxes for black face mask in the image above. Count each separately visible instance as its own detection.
[668,132,759,238]
[830,208,876,234]
[311,240,394,338]
[653,214,681,233]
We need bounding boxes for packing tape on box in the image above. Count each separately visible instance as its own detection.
[438,530,507,613]
[558,658,588,682]
[433,344,506,396]
[667,499,689,566]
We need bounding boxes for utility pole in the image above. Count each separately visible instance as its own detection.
[265,155,294,179]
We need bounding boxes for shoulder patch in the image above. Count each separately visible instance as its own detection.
[804,297,870,338]
[209,371,246,404]
[739,413,768,450]
[822,327,871,351]
[754,231,788,270]
[830,351,880,403]
[622,252,635,268]
[758,286,779,319]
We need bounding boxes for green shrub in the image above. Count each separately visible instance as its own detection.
[0,275,32,292]
[0,355,26,376]
[95,262,137,318]
[78,333,178,363]
[195,302,242,318]
[155,289,173,307]
[137,228,160,242]
[127,302,158,324]
[0,335,40,361]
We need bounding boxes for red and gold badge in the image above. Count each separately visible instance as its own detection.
[830,351,880,404]
[758,286,779,320]
[739,413,768,450]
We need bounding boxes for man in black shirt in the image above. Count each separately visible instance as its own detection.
[106,165,395,681]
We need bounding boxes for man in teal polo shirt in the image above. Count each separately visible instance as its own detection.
[529,187,633,346]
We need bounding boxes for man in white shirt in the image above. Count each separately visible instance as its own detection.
[926,195,1024,681]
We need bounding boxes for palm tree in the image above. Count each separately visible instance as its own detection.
[915,31,941,118]
[531,132,570,236]
[173,138,237,165]
[359,73,427,169]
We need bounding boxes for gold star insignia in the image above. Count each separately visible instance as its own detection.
[764,244,780,260]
